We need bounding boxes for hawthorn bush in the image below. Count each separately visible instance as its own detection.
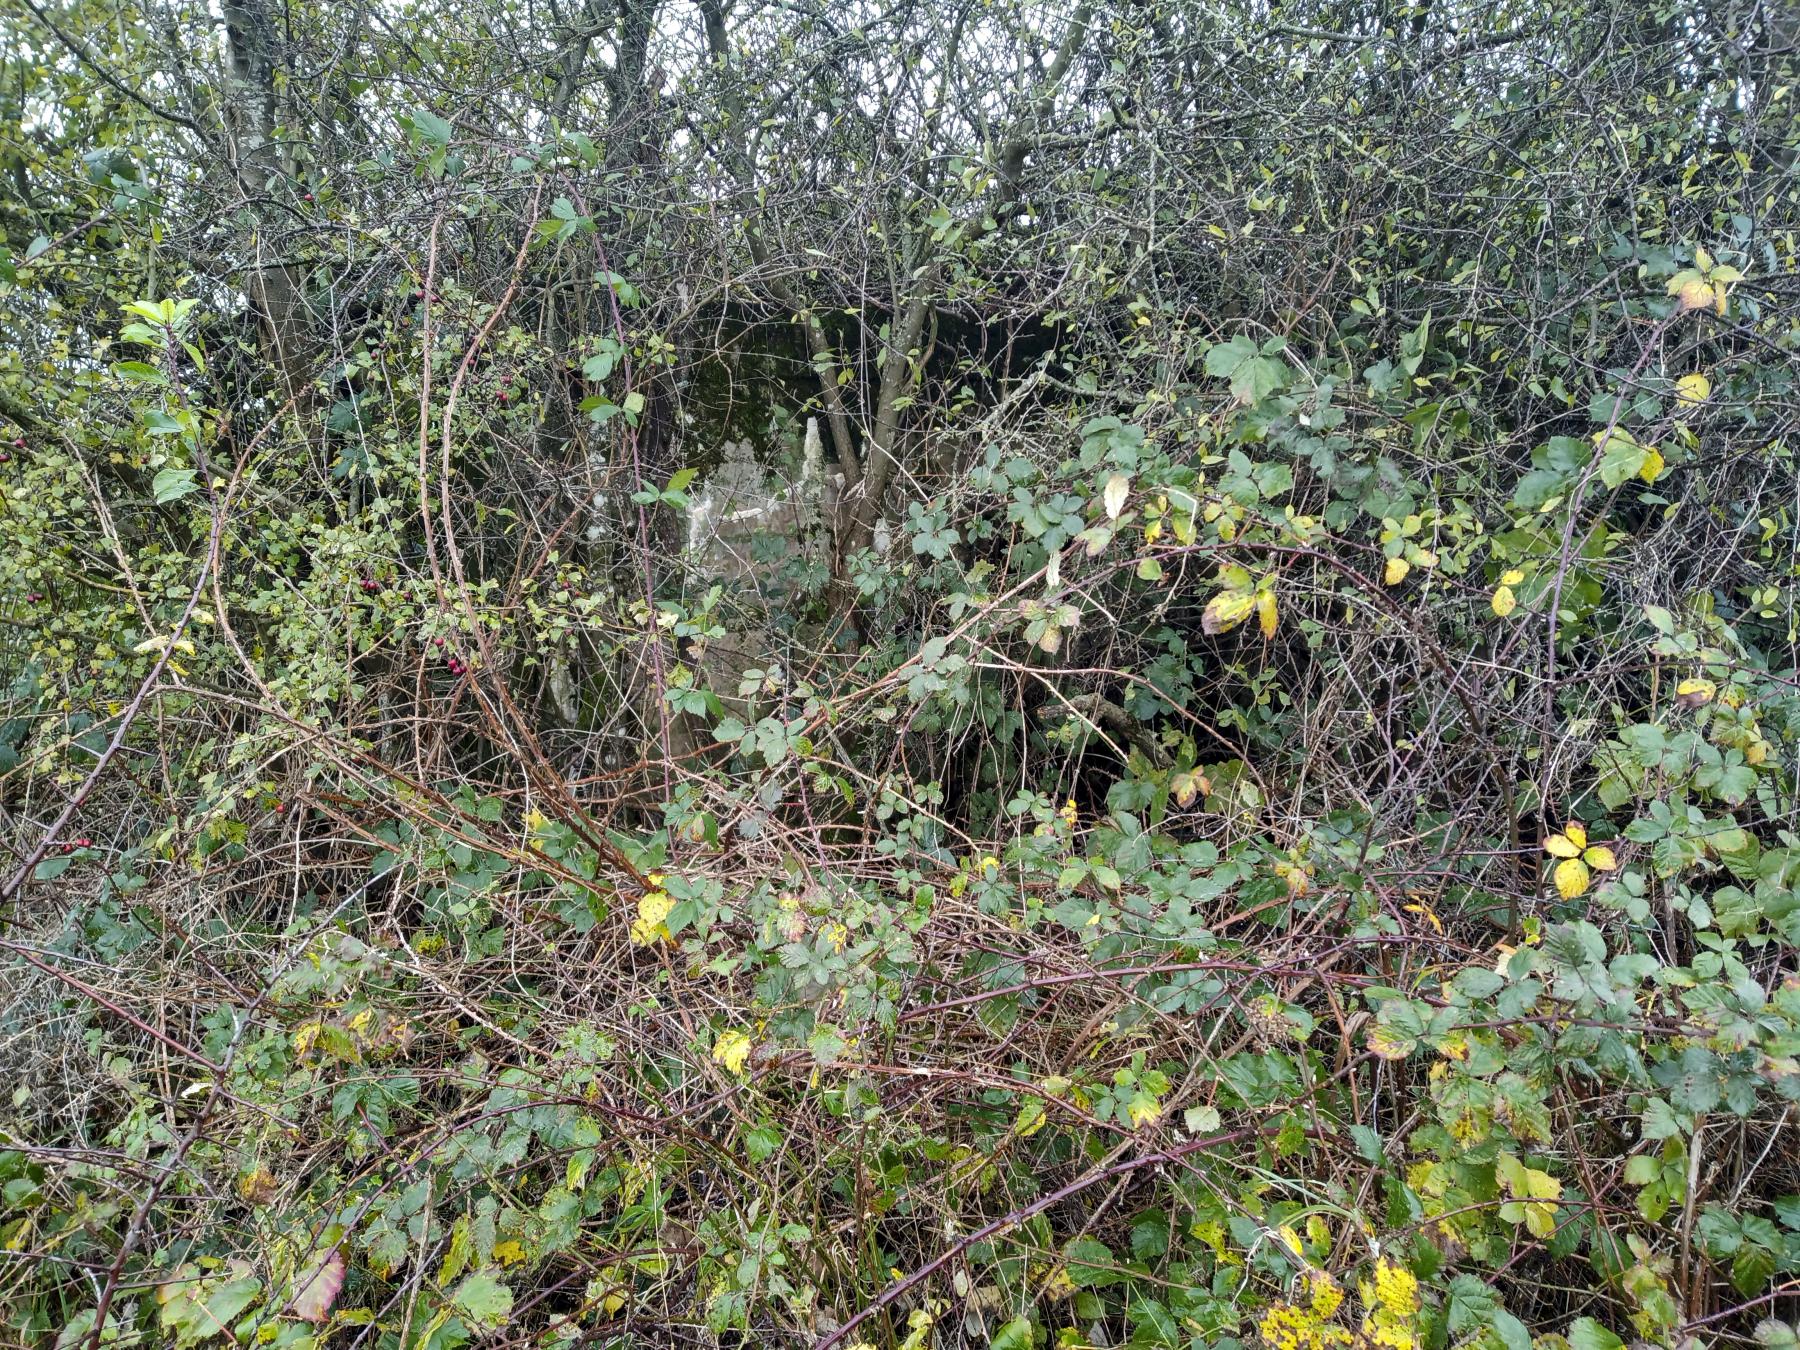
[1,1,1798,1348]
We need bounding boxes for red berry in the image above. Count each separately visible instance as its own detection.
[78,838,91,848]
[433,637,444,647]
[275,802,287,814]
[302,193,314,202]
[25,592,41,603]
[0,453,10,464]
[10,438,22,449]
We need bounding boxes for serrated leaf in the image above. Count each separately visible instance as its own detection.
[1544,832,1581,859]
[1554,857,1591,899]
[1384,556,1409,585]
[1491,584,1517,617]
[451,1269,513,1330]
[151,467,198,504]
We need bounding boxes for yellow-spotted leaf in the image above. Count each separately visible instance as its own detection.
[629,889,674,945]
[1202,589,1257,635]
[1491,585,1517,617]
[1554,857,1590,899]
[1384,556,1410,585]
[1563,821,1587,849]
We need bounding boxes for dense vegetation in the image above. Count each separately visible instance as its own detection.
[2,0,1798,1346]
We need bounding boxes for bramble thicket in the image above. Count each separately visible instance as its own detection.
[1,1,1798,1348]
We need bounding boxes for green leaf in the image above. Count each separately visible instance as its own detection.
[1567,1317,1624,1350]
[152,468,199,504]
[450,1269,513,1330]
[410,107,453,147]
[1064,1236,1120,1287]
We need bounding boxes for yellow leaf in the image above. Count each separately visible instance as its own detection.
[1668,271,1716,312]
[493,1240,527,1267]
[1170,769,1208,808]
[629,890,673,946]
[711,1029,754,1076]
[1500,568,1525,585]
[1256,590,1278,639]
[1384,557,1410,585]
[1563,821,1586,849]
[1674,372,1711,404]
[1201,589,1257,635]
[1583,845,1617,871]
[1554,857,1590,899]
[1638,447,1665,483]
[1675,677,1714,708]
[1491,585,1516,617]
[1543,832,1581,859]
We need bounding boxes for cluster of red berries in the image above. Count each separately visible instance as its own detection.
[25,592,42,604]
[496,373,515,406]
[0,436,22,463]
[432,636,469,677]
[57,837,93,854]
[359,574,381,594]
